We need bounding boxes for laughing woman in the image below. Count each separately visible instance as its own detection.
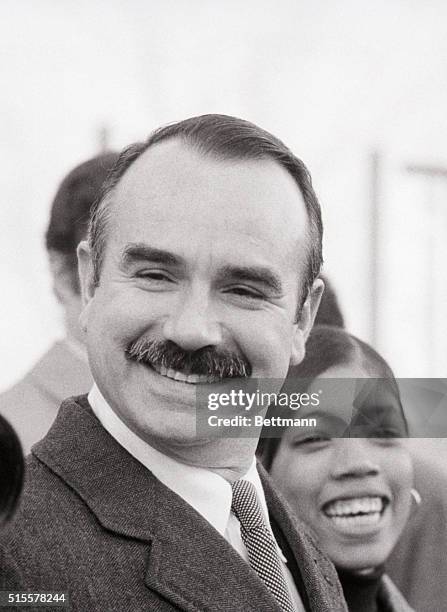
[258,326,415,612]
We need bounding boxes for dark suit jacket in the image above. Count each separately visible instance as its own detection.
[0,396,347,612]
[0,341,92,453]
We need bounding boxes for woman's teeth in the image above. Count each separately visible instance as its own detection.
[324,496,385,526]
[152,364,218,384]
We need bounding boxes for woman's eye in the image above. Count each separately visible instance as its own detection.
[369,431,405,445]
[356,426,405,439]
[293,435,331,448]
[375,428,403,438]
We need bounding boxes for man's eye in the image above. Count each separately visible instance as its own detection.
[226,286,264,299]
[136,271,173,282]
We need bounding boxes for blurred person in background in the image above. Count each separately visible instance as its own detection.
[0,414,24,529]
[258,326,415,612]
[309,280,447,612]
[0,152,118,453]
[385,441,447,611]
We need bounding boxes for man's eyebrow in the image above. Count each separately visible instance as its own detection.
[120,243,183,267]
[217,265,283,294]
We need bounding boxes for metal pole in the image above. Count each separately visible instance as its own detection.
[370,150,380,346]
[97,125,111,152]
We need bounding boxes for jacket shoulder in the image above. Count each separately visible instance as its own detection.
[0,454,144,611]
[1,454,90,558]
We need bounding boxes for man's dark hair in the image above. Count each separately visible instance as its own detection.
[88,114,323,307]
[0,415,24,527]
[45,152,119,292]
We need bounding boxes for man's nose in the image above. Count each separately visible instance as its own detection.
[162,289,222,351]
[330,439,380,480]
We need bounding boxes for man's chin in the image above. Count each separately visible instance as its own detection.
[124,403,199,444]
[138,426,223,463]
[128,361,206,406]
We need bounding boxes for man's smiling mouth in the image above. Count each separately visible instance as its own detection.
[151,363,220,384]
[126,338,252,381]
[322,496,388,527]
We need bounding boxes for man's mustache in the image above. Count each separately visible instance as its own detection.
[126,338,252,379]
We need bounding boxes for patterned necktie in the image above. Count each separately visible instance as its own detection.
[231,479,296,612]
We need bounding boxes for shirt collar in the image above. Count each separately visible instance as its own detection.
[88,384,267,536]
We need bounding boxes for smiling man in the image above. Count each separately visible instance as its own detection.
[0,115,347,611]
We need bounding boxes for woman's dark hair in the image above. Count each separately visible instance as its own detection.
[0,415,24,527]
[257,325,408,470]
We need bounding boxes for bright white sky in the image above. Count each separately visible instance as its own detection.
[1,0,446,388]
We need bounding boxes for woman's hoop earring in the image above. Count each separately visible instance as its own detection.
[411,488,422,506]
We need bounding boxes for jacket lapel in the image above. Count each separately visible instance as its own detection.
[33,397,283,612]
[143,489,285,612]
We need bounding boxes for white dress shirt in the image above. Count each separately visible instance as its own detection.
[88,384,304,611]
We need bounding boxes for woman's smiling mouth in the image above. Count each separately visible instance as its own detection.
[322,495,389,531]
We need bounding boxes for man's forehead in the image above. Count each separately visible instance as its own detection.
[109,139,309,264]
[114,139,304,210]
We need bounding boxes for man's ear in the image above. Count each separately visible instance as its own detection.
[77,240,96,331]
[290,277,325,366]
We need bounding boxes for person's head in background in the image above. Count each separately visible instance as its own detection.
[45,152,119,345]
[0,414,24,529]
[258,325,413,575]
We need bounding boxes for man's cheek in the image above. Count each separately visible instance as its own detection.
[250,344,292,379]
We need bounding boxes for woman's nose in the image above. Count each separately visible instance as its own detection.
[330,439,380,479]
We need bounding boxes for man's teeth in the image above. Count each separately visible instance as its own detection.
[324,496,384,519]
[152,364,217,384]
